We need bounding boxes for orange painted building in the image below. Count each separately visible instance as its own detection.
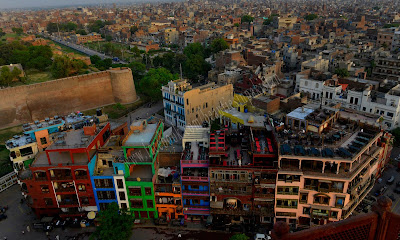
[154,152,184,220]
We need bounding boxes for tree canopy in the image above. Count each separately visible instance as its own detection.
[91,203,134,240]
[263,14,279,25]
[305,14,318,21]
[334,68,350,78]
[130,26,138,35]
[88,20,113,33]
[210,38,229,54]
[0,66,21,86]
[241,15,254,23]
[46,22,77,33]
[230,233,249,240]
[12,27,23,35]
[51,56,88,78]
[139,68,178,99]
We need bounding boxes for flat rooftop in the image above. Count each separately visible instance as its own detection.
[124,123,158,146]
[127,165,153,181]
[32,150,96,167]
[278,117,381,160]
[47,127,96,150]
[23,118,64,132]
[222,108,266,128]
[5,134,35,149]
[126,148,152,163]
[287,107,314,120]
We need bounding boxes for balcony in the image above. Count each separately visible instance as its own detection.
[182,190,209,196]
[255,193,275,198]
[55,182,75,193]
[50,169,73,180]
[181,176,209,182]
[211,208,252,216]
[181,160,209,168]
[211,189,253,196]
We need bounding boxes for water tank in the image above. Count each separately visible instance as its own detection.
[96,108,103,116]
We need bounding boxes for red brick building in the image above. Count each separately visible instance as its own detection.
[20,122,111,218]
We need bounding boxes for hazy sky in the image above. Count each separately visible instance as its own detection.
[0,0,142,10]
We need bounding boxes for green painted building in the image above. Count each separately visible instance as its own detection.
[121,120,163,219]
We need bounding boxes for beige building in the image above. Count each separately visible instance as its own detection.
[275,108,392,228]
[162,80,233,130]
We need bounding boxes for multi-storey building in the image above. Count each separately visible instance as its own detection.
[181,126,211,221]
[373,52,400,81]
[162,79,234,131]
[212,108,278,226]
[276,107,392,229]
[6,117,64,172]
[154,151,183,220]
[122,120,163,219]
[19,122,112,218]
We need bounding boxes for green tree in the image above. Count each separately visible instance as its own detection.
[90,55,102,65]
[382,42,388,49]
[263,14,279,25]
[305,14,318,21]
[183,54,211,81]
[0,66,13,86]
[51,56,87,78]
[183,42,205,58]
[65,22,77,32]
[139,68,178,99]
[234,23,240,27]
[88,20,112,33]
[0,28,5,38]
[12,27,23,35]
[105,35,113,42]
[230,233,249,240]
[335,68,350,78]
[28,56,52,71]
[46,23,59,34]
[76,29,87,35]
[130,25,138,35]
[211,38,229,54]
[241,15,254,23]
[128,61,146,82]
[103,42,114,54]
[91,203,134,240]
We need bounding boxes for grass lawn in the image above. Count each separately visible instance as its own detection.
[0,126,22,177]
[0,33,23,41]
[51,41,85,56]
[83,97,145,119]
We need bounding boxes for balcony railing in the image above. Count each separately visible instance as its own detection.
[211,208,252,216]
[75,175,88,180]
[181,160,209,165]
[255,193,276,198]
[55,187,75,193]
[58,200,79,206]
[277,192,299,195]
[182,190,209,195]
[276,205,298,209]
[211,189,252,196]
[181,176,209,181]
[35,176,48,181]
[51,175,73,180]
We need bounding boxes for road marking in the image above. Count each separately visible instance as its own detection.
[392,198,400,211]
[18,204,25,214]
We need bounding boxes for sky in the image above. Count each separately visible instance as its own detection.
[0,0,149,10]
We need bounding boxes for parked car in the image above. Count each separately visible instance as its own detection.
[171,218,187,227]
[154,218,168,226]
[375,185,388,196]
[389,195,396,202]
[387,176,395,185]
[0,213,7,221]
[255,233,271,240]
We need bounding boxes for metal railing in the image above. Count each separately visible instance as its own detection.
[0,172,18,192]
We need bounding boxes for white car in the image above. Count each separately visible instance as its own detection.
[255,233,271,240]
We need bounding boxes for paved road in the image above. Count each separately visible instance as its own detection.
[123,101,164,125]
[49,36,127,64]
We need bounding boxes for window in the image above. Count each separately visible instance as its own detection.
[330,211,338,219]
[335,196,345,207]
[117,179,124,189]
[77,184,86,192]
[119,192,126,201]
[145,187,152,196]
[81,196,89,205]
[146,200,154,208]
[128,187,141,196]
[276,199,298,208]
[44,198,53,206]
[130,199,143,208]
[314,194,330,205]
[315,83,319,88]
[20,147,33,156]
[300,193,308,204]
[121,203,128,209]
[363,107,366,111]
[40,137,47,145]
[304,81,308,86]
[41,185,50,193]
[387,112,394,117]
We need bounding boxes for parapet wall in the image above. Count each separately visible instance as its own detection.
[0,68,137,128]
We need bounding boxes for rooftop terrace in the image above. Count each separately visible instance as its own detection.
[278,116,381,160]
[32,150,96,167]
[5,134,36,149]
[123,122,158,146]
